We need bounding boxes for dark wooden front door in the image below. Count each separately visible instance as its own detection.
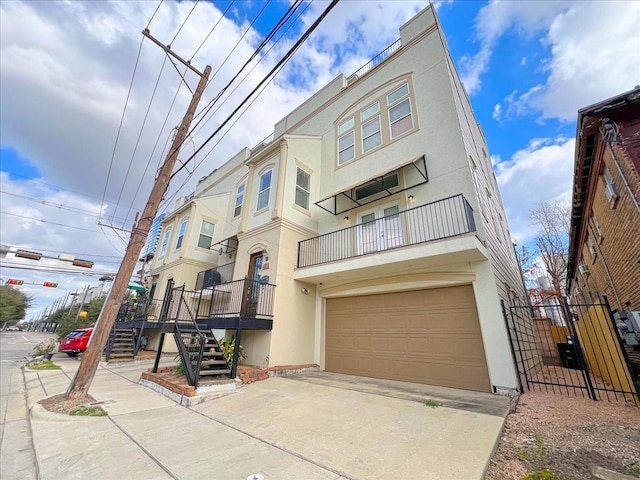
[242,252,264,316]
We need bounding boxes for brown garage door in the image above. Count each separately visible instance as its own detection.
[325,285,491,392]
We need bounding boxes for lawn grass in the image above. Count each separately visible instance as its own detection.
[27,360,61,370]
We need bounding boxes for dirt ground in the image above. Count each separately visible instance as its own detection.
[485,392,640,479]
[39,393,100,415]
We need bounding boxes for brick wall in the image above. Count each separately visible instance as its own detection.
[576,143,640,311]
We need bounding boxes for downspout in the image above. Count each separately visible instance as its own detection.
[272,139,289,220]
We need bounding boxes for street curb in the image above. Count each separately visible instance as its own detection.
[30,402,108,422]
[139,378,237,407]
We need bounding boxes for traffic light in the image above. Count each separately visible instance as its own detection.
[14,249,43,260]
[72,258,94,268]
[7,279,24,285]
[43,282,58,288]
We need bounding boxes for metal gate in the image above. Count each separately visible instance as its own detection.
[503,294,639,405]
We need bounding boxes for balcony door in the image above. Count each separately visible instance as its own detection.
[357,204,403,255]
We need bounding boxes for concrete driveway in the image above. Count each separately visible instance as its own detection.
[16,354,511,480]
[191,372,511,480]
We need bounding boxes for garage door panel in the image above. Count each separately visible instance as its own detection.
[325,286,491,392]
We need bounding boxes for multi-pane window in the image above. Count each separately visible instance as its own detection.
[198,220,215,249]
[388,83,413,138]
[592,215,603,240]
[175,220,187,249]
[587,234,597,257]
[603,166,618,202]
[295,168,311,210]
[234,183,245,217]
[338,117,355,165]
[159,227,172,258]
[257,169,272,211]
[361,102,381,153]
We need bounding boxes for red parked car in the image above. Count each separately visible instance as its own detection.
[59,328,93,356]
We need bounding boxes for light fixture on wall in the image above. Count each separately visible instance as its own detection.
[301,287,310,295]
[408,194,415,203]
[343,216,350,223]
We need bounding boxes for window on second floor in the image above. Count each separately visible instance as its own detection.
[587,234,597,258]
[295,167,311,210]
[198,220,215,249]
[603,166,619,203]
[361,102,381,153]
[159,227,172,258]
[234,183,245,217]
[388,83,413,138]
[175,219,188,249]
[338,117,355,165]
[257,169,272,211]
[592,214,603,240]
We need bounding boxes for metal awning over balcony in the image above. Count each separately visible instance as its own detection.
[210,235,238,255]
[315,155,428,215]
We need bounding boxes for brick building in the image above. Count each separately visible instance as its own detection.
[567,87,640,312]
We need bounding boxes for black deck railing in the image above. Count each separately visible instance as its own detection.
[297,194,476,268]
[347,39,401,83]
[129,278,276,324]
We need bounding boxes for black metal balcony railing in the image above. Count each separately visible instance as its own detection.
[297,194,476,268]
[195,261,235,291]
[347,39,401,83]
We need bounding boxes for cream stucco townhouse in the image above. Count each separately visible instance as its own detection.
[134,5,526,394]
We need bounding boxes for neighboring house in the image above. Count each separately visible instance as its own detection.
[139,5,525,394]
[567,87,640,312]
[142,212,167,262]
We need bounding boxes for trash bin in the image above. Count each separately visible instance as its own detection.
[557,342,580,370]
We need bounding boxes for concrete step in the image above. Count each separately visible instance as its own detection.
[201,360,227,366]
[199,369,230,376]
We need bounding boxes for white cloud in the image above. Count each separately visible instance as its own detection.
[509,2,640,120]
[0,0,430,319]
[492,103,502,121]
[495,137,575,244]
[460,0,570,94]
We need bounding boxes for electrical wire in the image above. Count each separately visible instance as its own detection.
[0,190,131,224]
[0,211,126,238]
[0,262,117,277]
[146,0,164,29]
[113,54,169,223]
[170,0,199,44]
[189,0,237,61]
[171,0,341,181]
[188,0,312,143]
[3,246,122,259]
[100,35,145,225]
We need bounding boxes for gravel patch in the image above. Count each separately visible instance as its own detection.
[486,392,640,479]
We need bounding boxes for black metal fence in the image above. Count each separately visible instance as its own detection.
[297,194,476,268]
[503,294,639,405]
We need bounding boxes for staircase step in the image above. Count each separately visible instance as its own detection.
[201,360,227,366]
[199,369,231,376]
[109,353,134,358]
[202,351,223,357]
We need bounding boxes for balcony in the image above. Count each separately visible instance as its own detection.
[117,278,275,331]
[296,194,481,276]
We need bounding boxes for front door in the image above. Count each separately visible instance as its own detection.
[242,252,264,316]
[358,204,404,254]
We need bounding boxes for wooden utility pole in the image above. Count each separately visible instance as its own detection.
[66,38,211,400]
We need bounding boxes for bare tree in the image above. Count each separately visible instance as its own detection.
[530,201,570,298]
[514,243,538,287]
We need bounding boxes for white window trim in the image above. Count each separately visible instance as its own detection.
[256,168,273,212]
[338,130,355,165]
[175,219,188,250]
[294,167,311,210]
[159,227,172,258]
[197,220,215,250]
[234,182,245,218]
[388,97,414,139]
[361,115,382,153]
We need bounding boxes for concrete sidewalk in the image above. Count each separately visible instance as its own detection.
[3,354,509,480]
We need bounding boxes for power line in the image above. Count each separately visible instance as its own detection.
[100,34,146,226]
[3,246,122,259]
[0,262,117,277]
[0,190,131,223]
[171,0,341,181]
[189,0,237,62]
[146,0,164,29]
[170,0,199,44]
[0,211,127,238]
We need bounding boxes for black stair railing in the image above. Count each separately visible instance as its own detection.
[172,285,207,387]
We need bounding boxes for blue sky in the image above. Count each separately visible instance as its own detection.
[1,0,639,319]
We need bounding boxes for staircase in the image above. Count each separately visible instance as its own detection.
[107,327,135,361]
[175,325,231,387]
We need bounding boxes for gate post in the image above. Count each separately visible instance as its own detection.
[562,297,598,400]
[501,300,525,393]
